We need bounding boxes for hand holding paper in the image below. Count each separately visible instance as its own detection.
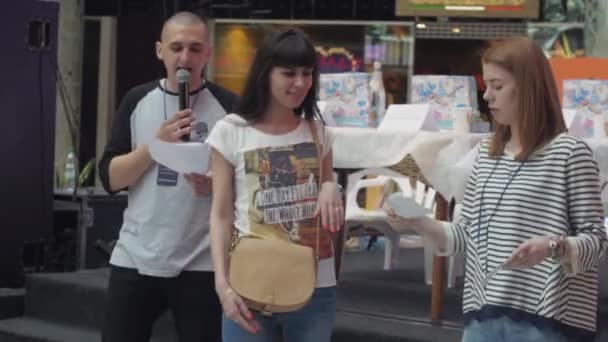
[184,173,212,197]
[386,192,433,218]
[149,139,210,174]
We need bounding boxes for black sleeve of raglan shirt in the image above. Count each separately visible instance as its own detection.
[207,82,238,113]
[98,82,157,195]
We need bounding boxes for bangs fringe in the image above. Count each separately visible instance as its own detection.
[271,34,317,68]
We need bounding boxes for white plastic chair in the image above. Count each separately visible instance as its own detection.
[342,167,463,287]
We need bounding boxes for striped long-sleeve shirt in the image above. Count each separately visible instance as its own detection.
[442,134,607,339]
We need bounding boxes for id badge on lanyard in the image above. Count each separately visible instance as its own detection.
[157,164,179,187]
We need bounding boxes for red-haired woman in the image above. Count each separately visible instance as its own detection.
[387,37,606,342]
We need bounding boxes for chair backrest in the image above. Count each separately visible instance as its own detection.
[345,168,407,209]
[414,180,436,212]
[345,168,437,214]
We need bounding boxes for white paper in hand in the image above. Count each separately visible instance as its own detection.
[386,192,433,218]
[149,139,210,174]
[378,104,430,132]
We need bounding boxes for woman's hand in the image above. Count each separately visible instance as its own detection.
[384,206,448,251]
[156,109,194,142]
[314,182,344,233]
[385,207,422,233]
[505,236,551,269]
[217,284,259,334]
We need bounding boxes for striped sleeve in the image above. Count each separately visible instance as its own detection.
[564,141,607,274]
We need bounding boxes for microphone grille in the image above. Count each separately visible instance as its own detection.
[176,69,191,83]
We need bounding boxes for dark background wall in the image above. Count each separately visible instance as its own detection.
[85,1,182,104]
[115,12,165,104]
[84,0,396,104]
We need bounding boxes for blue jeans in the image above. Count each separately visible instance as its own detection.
[222,286,336,342]
[462,316,568,342]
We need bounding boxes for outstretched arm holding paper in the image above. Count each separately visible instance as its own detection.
[386,210,448,251]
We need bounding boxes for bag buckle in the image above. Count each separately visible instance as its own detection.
[259,309,273,317]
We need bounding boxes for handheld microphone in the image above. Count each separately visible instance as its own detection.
[176,68,191,142]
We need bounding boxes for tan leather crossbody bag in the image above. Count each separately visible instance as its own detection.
[228,120,323,313]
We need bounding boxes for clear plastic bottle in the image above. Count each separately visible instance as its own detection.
[368,61,386,127]
[64,151,76,192]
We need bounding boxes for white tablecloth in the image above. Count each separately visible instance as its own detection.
[330,127,608,213]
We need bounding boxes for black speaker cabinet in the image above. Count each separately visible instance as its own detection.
[0,0,58,287]
[54,189,127,270]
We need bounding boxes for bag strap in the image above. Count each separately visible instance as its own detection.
[307,120,322,262]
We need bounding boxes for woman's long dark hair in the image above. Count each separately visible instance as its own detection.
[234,28,321,123]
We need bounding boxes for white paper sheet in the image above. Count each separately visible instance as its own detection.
[149,139,210,174]
[378,104,430,132]
[562,108,577,129]
[318,100,337,126]
[317,100,327,114]
[386,192,433,218]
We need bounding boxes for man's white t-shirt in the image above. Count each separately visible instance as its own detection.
[101,80,236,277]
[206,114,336,287]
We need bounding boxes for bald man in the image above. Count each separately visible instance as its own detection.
[98,12,236,342]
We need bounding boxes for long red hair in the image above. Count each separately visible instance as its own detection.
[482,37,566,160]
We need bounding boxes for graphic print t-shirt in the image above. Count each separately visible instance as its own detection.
[206,114,336,287]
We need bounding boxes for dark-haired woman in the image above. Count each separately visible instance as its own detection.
[204,28,343,342]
